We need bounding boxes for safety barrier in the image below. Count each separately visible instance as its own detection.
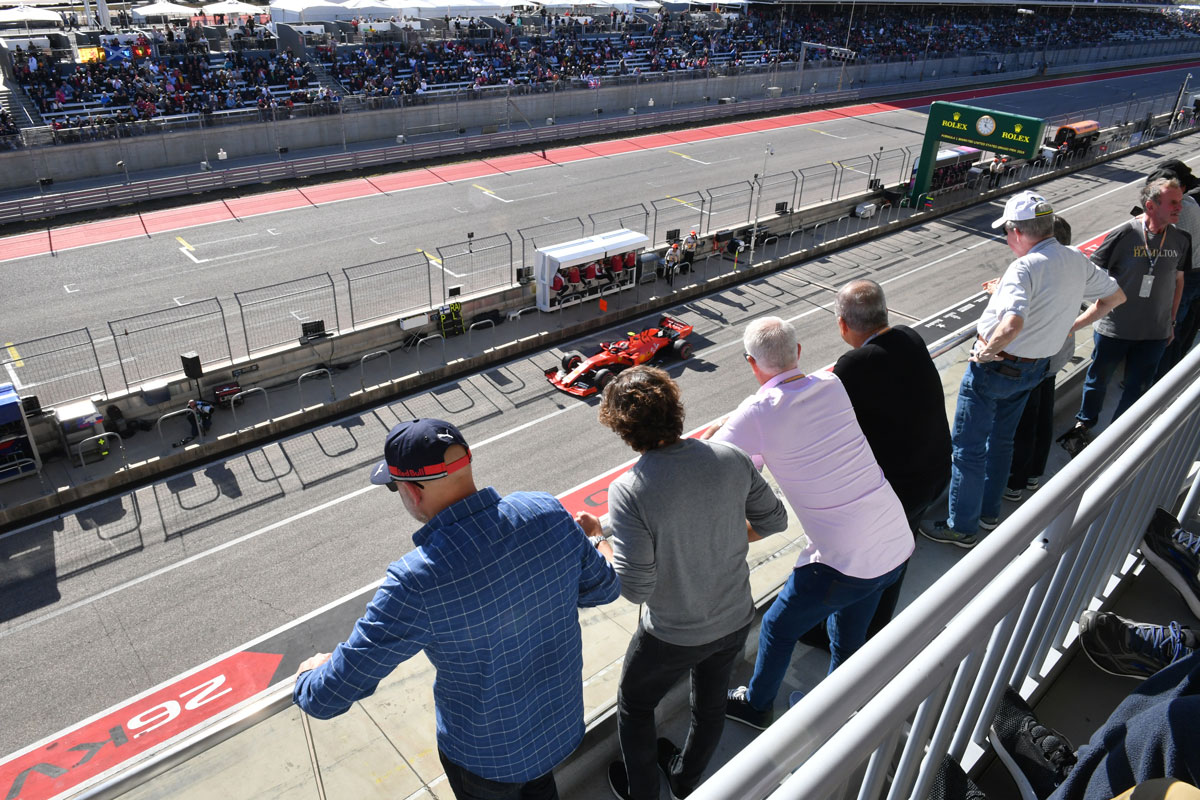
[358,351,391,391]
[229,387,269,428]
[692,344,1200,800]
[156,408,201,450]
[296,368,335,405]
[74,432,123,471]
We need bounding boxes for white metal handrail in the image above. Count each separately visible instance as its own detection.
[693,342,1200,800]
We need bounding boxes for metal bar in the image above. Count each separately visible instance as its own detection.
[75,431,125,470]
[297,368,335,404]
[230,387,269,429]
[156,408,200,450]
[359,350,392,390]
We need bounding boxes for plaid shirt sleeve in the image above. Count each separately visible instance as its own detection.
[293,563,431,719]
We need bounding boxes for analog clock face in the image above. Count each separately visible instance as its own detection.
[976,115,997,136]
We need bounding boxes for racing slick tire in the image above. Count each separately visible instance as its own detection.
[594,369,615,392]
[561,350,585,372]
[673,340,694,359]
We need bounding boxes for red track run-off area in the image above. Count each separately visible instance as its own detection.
[2,61,1196,265]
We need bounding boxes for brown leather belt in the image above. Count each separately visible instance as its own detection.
[977,336,1041,364]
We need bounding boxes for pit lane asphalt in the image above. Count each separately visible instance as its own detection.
[0,71,1196,757]
[0,65,1191,393]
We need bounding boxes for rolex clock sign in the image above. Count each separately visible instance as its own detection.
[910,101,1046,199]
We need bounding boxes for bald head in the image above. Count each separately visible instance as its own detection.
[835,279,890,347]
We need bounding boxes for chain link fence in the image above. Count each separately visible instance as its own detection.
[0,329,106,407]
[344,253,434,327]
[235,274,339,356]
[589,203,650,235]
[518,218,586,273]
[705,181,753,235]
[435,233,514,300]
[109,300,231,390]
[652,193,705,245]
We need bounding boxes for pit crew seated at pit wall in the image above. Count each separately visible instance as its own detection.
[318,5,1200,99]
[12,43,320,125]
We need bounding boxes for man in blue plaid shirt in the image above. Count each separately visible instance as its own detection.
[294,418,621,799]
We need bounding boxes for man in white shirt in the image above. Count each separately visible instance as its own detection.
[920,192,1124,548]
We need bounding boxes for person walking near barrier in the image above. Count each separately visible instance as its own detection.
[921,192,1123,547]
[294,418,620,800]
[705,317,912,730]
[579,366,787,800]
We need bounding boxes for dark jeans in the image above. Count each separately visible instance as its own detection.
[617,621,750,800]
[439,751,559,800]
[1008,374,1056,490]
[1048,650,1200,800]
[1156,276,1200,381]
[1077,333,1168,429]
[746,562,905,712]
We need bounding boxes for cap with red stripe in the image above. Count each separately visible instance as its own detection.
[369,418,472,486]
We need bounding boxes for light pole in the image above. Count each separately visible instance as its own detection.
[748,143,774,268]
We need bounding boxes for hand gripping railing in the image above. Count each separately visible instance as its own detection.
[75,431,125,470]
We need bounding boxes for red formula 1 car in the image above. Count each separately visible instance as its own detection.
[545,315,695,397]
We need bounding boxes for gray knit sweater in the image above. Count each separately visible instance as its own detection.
[608,438,789,646]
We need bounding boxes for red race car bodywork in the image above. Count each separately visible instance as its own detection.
[545,315,695,397]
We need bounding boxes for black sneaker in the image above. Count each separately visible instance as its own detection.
[1078,610,1197,679]
[607,761,632,800]
[926,754,989,800]
[988,686,1076,799]
[656,738,687,800]
[726,686,773,730]
[1056,424,1092,458]
[1141,508,1200,619]
[918,520,979,549]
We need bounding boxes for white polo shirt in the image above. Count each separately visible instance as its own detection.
[977,238,1119,358]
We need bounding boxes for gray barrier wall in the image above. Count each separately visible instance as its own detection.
[1,37,1197,190]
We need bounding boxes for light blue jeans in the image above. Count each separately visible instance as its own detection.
[947,358,1048,533]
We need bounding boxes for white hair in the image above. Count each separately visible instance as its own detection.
[744,317,798,374]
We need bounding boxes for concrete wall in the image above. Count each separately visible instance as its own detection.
[2,37,1197,189]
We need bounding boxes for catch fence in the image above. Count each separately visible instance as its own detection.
[108,300,232,390]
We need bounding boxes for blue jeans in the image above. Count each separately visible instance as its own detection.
[947,358,1048,533]
[1076,333,1169,429]
[745,562,905,711]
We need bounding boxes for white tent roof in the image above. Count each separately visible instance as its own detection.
[269,0,342,18]
[0,4,64,21]
[203,0,263,14]
[338,0,395,11]
[132,0,196,16]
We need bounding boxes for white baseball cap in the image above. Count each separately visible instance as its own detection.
[991,191,1054,229]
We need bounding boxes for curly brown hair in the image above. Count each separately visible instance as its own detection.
[597,365,684,453]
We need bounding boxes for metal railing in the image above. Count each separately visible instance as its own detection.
[693,342,1200,800]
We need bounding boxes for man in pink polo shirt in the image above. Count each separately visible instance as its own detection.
[703,316,913,730]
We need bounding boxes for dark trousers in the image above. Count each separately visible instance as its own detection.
[617,621,750,800]
[1077,333,1168,429]
[1049,650,1200,800]
[1156,277,1200,382]
[1008,374,1055,490]
[438,751,559,800]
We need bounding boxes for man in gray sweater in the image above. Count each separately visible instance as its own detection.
[577,365,788,800]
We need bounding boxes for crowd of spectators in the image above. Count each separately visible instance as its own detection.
[5,3,1200,131]
[323,5,1200,99]
[12,38,324,133]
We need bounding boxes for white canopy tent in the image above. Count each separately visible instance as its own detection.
[131,0,195,17]
[0,4,64,23]
[268,0,342,20]
[203,0,263,15]
[338,0,398,14]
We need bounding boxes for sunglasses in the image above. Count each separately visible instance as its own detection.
[385,480,424,492]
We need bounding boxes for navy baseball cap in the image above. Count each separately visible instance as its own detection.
[369,419,472,486]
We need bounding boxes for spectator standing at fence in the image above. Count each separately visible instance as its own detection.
[703,317,913,730]
[1004,216,1079,502]
[827,279,950,639]
[1064,177,1190,451]
[921,192,1123,548]
[1154,161,1200,381]
[578,366,788,800]
[294,419,620,800]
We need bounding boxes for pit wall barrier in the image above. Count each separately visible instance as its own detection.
[0,107,1189,533]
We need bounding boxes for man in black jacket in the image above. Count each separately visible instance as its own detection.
[830,279,951,636]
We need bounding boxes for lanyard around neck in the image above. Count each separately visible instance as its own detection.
[1142,219,1166,271]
